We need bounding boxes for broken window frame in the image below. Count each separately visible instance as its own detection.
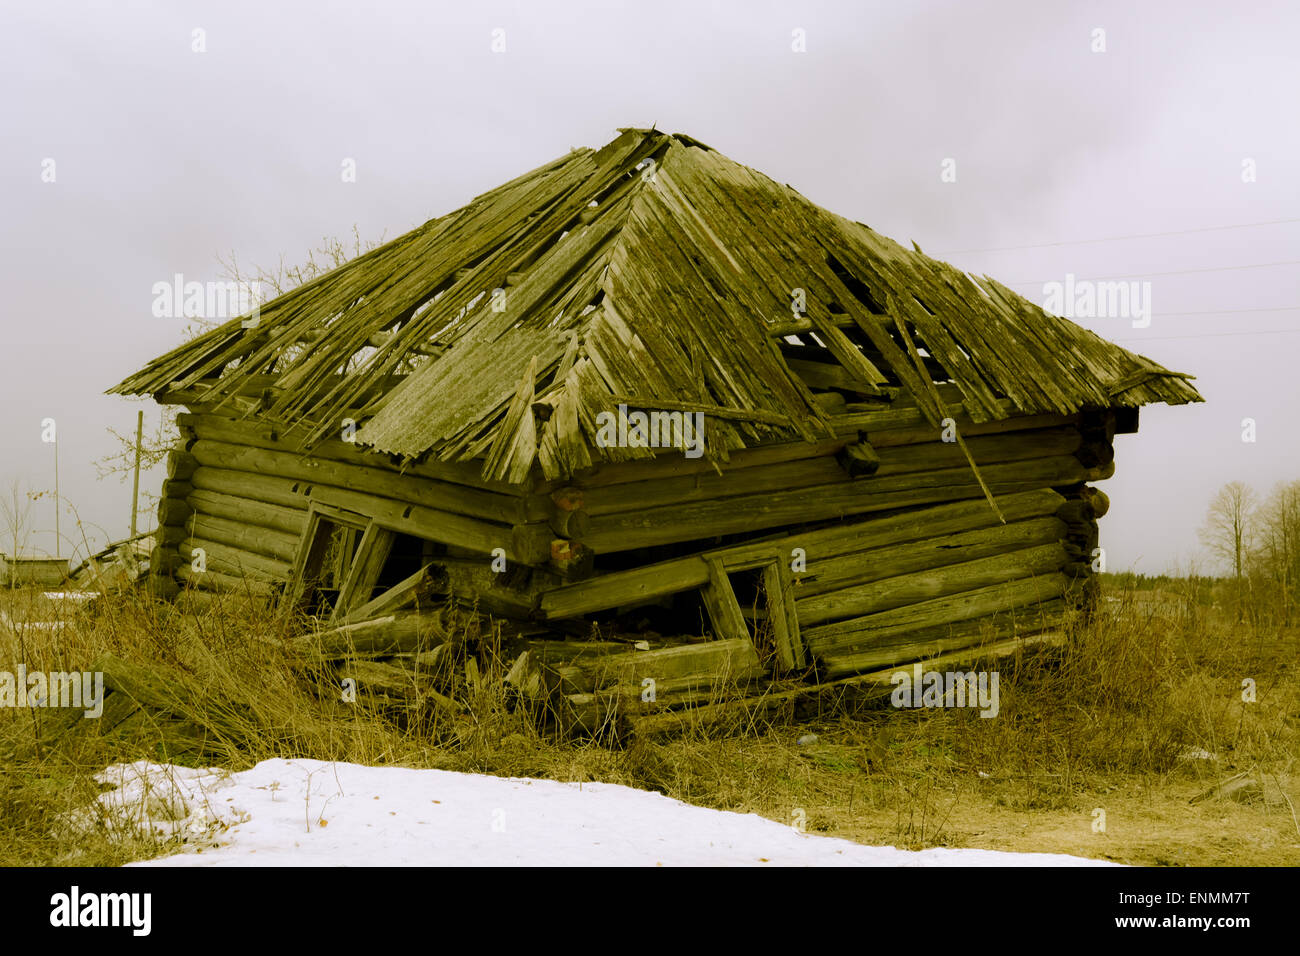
[703,552,805,672]
[285,502,397,622]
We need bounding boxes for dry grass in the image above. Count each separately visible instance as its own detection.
[1,576,1297,866]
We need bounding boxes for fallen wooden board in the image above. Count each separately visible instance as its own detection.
[287,612,447,659]
[628,629,1068,739]
[552,638,763,695]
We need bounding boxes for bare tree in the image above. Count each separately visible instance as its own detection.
[0,480,36,587]
[0,479,35,560]
[216,224,382,314]
[1251,479,1300,624]
[1199,480,1258,578]
[97,229,384,516]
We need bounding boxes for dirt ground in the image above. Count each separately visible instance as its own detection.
[619,728,1300,867]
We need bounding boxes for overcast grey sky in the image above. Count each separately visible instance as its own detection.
[1,0,1296,573]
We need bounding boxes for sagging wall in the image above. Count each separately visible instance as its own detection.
[150,411,559,597]
[149,404,1115,680]
[540,487,1100,675]
[535,404,1120,675]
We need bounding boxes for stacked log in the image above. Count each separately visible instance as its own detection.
[147,438,197,599]
[1055,408,1116,614]
[551,638,766,739]
[796,523,1071,676]
[155,413,560,596]
[575,410,1101,554]
[150,402,1113,698]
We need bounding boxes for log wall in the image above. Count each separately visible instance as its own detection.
[159,412,551,594]
[573,410,1098,555]
[157,404,1116,682]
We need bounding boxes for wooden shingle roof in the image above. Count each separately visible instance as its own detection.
[111,128,1201,483]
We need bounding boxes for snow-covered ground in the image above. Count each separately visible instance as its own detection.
[89,759,1117,867]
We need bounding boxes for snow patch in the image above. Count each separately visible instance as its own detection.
[82,759,1119,867]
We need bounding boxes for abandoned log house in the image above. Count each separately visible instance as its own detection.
[110,127,1202,704]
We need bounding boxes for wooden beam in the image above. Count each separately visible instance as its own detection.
[818,602,1068,677]
[179,536,291,583]
[186,489,307,537]
[803,573,1069,656]
[796,515,1067,599]
[762,560,804,671]
[189,467,311,510]
[582,458,1093,553]
[702,558,750,642]
[188,438,534,524]
[866,411,1080,448]
[339,563,444,624]
[288,611,444,659]
[552,638,763,695]
[331,522,397,623]
[187,512,300,563]
[176,563,276,597]
[166,450,198,481]
[796,542,1067,626]
[302,485,523,563]
[538,489,1065,620]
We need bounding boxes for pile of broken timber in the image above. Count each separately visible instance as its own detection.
[275,577,776,738]
[67,533,152,591]
[506,636,768,739]
[285,605,1068,744]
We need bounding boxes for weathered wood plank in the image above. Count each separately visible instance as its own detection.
[539,489,1065,619]
[331,523,397,622]
[796,542,1068,626]
[540,555,711,619]
[289,611,446,658]
[189,439,532,524]
[303,485,522,562]
[795,516,1067,599]
[553,638,763,695]
[339,563,444,624]
[762,560,804,671]
[702,558,751,642]
[818,600,1068,676]
[186,489,307,537]
[804,573,1069,654]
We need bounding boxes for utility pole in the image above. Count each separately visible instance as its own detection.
[130,410,144,537]
[53,433,60,558]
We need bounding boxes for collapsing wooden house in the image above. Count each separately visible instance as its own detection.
[111,127,1202,703]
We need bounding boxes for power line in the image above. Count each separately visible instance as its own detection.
[1115,328,1300,342]
[1047,306,1298,320]
[934,217,1300,256]
[1006,259,1300,285]
[1153,306,1300,317]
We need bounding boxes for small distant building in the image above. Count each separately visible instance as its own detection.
[0,553,68,588]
